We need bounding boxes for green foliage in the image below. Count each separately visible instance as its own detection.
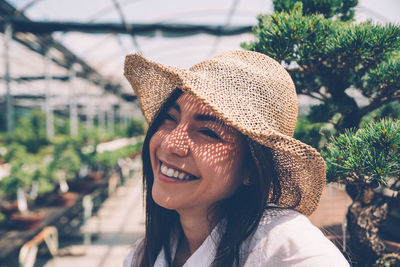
[294,117,335,149]
[0,144,55,199]
[364,58,400,100]
[54,116,69,136]
[242,3,335,63]
[127,119,146,137]
[93,143,142,169]
[323,119,400,186]
[242,2,400,130]
[307,102,339,123]
[4,142,27,163]
[0,136,142,200]
[0,105,145,202]
[49,140,82,181]
[0,212,5,223]
[0,104,144,203]
[273,0,358,21]
[11,109,49,153]
[0,155,37,200]
[32,160,55,195]
[361,101,400,127]
[0,109,6,132]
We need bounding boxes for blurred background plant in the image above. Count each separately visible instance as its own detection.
[49,140,82,182]
[0,157,35,201]
[0,108,144,213]
[11,109,49,154]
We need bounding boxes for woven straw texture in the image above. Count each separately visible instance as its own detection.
[124,50,326,216]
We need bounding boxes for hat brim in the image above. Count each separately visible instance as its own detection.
[124,53,326,216]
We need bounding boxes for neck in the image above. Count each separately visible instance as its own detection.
[177,207,215,254]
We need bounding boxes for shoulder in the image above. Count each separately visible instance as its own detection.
[123,237,145,267]
[243,208,349,267]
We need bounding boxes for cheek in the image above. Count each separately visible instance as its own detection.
[198,142,245,200]
[194,142,243,177]
[149,131,163,170]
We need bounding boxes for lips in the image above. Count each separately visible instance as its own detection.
[159,160,199,181]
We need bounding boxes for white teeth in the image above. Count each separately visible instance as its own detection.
[161,165,167,174]
[160,162,193,180]
[166,168,174,177]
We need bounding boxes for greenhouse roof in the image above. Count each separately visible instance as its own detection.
[0,0,399,113]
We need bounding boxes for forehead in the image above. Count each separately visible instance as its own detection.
[172,93,245,144]
[175,93,215,116]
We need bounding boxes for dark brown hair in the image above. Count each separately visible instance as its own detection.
[137,88,281,267]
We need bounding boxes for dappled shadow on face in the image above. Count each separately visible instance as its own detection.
[149,93,247,210]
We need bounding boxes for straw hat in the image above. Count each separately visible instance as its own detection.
[124,50,325,216]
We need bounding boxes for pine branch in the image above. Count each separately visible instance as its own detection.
[303,92,326,101]
[360,94,400,116]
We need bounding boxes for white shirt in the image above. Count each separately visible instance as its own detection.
[124,209,349,267]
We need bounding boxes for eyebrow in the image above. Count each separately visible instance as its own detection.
[194,114,227,126]
[172,103,181,113]
[172,103,226,126]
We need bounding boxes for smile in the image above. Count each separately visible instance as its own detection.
[160,161,199,181]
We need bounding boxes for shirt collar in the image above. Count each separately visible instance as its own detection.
[154,222,223,267]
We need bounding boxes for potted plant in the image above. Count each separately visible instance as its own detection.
[31,160,56,206]
[48,142,82,206]
[92,150,117,181]
[0,144,22,218]
[323,118,400,266]
[0,158,45,230]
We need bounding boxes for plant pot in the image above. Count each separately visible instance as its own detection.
[55,192,78,207]
[0,200,19,218]
[35,192,54,206]
[87,172,102,182]
[11,210,45,230]
[68,179,92,193]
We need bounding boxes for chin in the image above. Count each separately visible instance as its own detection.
[152,186,179,210]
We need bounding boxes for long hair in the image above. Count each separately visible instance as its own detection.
[138,88,281,267]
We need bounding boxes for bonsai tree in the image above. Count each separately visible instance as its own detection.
[0,161,33,202]
[323,118,400,266]
[12,109,49,153]
[243,4,400,264]
[242,0,400,132]
[31,160,55,199]
[0,154,37,215]
[272,0,358,21]
[92,143,142,174]
[49,141,82,192]
[0,144,31,201]
[0,143,56,207]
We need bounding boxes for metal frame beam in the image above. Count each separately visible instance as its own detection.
[0,0,123,96]
[1,18,252,37]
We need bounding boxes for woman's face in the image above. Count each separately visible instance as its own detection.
[149,93,247,214]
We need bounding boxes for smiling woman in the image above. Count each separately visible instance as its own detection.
[123,50,349,267]
[150,93,246,214]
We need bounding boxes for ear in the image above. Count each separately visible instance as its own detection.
[241,149,252,186]
[243,176,252,186]
[242,166,252,186]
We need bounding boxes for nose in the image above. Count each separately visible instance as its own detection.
[161,124,190,157]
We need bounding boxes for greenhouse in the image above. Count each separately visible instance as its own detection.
[0,0,399,266]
